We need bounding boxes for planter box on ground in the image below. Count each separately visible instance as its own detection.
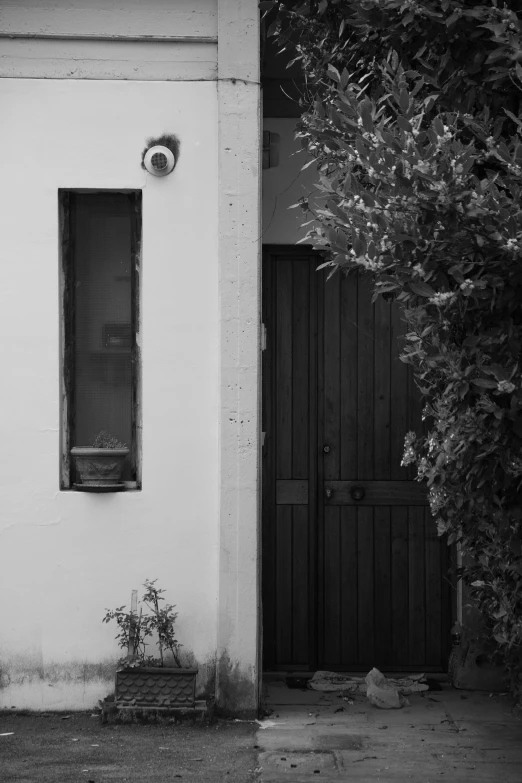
[115,667,198,708]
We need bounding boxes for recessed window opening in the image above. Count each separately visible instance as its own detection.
[60,190,142,490]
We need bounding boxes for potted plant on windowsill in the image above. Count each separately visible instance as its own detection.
[103,579,198,710]
[71,430,129,491]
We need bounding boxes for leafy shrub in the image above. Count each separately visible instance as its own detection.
[92,430,127,449]
[264,0,522,695]
[103,579,182,668]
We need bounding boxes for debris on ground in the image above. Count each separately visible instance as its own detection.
[309,671,366,693]
[371,667,428,691]
[309,667,429,709]
[256,719,285,729]
[366,668,411,709]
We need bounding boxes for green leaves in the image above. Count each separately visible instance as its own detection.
[396,115,413,133]
[410,282,435,297]
[359,99,374,132]
[471,378,499,389]
[103,579,182,668]
[266,0,522,700]
[327,64,341,82]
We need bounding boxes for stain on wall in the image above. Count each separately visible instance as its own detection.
[216,651,257,719]
[0,650,220,711]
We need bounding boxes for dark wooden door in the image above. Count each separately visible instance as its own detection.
[262,247,453,672]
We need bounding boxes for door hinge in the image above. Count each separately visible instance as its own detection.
[261,322,267,351]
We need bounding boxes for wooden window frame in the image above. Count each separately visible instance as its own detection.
[58,189,142,490]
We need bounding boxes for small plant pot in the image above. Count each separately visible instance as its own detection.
[115,667,198,709]
[451,640,506,692]
[71,447,129,489]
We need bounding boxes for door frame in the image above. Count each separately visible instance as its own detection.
[261,244,458,673]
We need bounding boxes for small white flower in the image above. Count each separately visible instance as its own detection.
[428,291,457,306]
[460,279,475,295]
[504,238,520,252]
[436,518,448,536]
[414,160,431,174]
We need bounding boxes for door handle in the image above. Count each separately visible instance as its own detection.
[325,487,332,500]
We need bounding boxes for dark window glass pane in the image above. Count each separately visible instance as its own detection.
[71,193,135,479]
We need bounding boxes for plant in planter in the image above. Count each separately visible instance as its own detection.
[71,430,129,491]
[103,579,197,710]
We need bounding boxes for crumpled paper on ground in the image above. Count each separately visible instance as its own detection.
[309,668,429,709]
[366,668,410,709]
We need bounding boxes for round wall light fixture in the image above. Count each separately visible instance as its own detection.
[141,133,180,177]
[143,145,175,177]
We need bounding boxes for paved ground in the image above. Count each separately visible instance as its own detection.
[2,683,521,782]
[0,712,258,783]
[256,679,522,782]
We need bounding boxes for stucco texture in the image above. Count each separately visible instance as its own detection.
[0,79,219,710]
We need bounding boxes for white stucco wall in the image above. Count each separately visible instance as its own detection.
[0,0,218,80]
[0,0,218,38]
[0,78,219,710]
[262,118,319,245]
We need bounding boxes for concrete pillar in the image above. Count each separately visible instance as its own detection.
[216,0,261,716]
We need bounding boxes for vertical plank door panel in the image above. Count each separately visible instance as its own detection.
[292,261,309,480]
[425,507,443,668]
[374,506,392,667]
[307,258,319,669]
[322,272,341,667]
[340,272,358,479]
[391,506,410,665]
[374,296,392,480]
[440,531,454,670]
[408,506,427,665]
[275,504,293,665]
[323,274,341,481]
[357,506,375,663]
[275,258,293,480]
[316,267,326,671]
[322,505,342,666]
[340,506,359,664]
[292,505,310,664]
[357,274,374,481]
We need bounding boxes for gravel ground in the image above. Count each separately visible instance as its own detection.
[0,712,259,783]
